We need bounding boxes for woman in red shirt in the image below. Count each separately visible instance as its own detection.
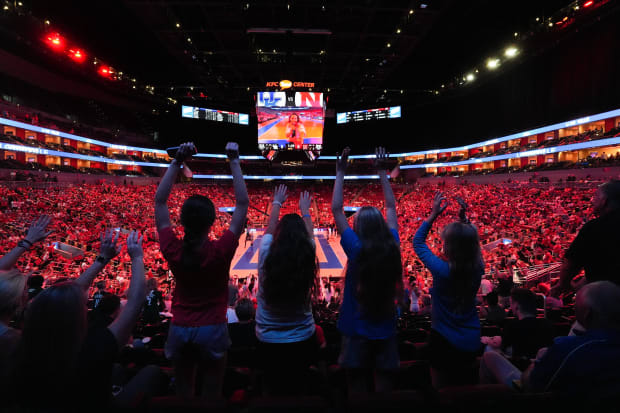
[154,142,248,397]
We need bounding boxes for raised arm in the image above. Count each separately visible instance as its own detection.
[75,229,121,291]
[266,185,287,235]
[108,231,147,349]
[331,147,350,234]
[226,142,250,237]
[455,196,470,224]
[154,142,196,231]
[0,215,53,271]
[413,192,449,274]
[299,190,314,239]
[375,147,397,230]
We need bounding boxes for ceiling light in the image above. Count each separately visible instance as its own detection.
[400,90,403,94]
[466,73,475,82]
[386,42,391,48]
[574,5,579,10]
[3,5,8,10]
[176,23,180,28]
[18,2,22,6]
[548,22,553,27]
[187,37,191,42]
[396,28,401,34]
[486,58,500,69]
[409,9,414,14]
[536,17,540,21]
[504,47,518,58]
[514,32,518,37]
[44,20,50,25]
[420,4,428,8]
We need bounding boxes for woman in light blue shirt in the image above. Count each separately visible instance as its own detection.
[413,192,483,389]
[255,185,319,391]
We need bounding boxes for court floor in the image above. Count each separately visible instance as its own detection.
[229,229,347,278]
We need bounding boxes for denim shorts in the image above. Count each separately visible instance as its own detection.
[339,335,400,370]
[165,322,231,361]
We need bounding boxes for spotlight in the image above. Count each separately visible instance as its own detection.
[504,47,518,58]
[466,73,475,82]
[486,58,500,69]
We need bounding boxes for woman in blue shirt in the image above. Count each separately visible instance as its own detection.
[413,192,483,388]
[332,147,402,394]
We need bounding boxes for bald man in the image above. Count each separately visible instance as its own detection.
[480,281,620,400]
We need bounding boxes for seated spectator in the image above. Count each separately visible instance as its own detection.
[536,282,563,311]
[480,281,620,404]
[255,185,319,394]
[228,298,258,349]
[479,291,507,326]
[483,288,553,371]
[332,147,402,394]
[89,293,121,330]
[413,193,483,389]
[26,275,44,300]
[142,278,165,325]
[8,230,160,409]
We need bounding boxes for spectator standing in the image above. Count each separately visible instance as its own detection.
[154,142,248,397]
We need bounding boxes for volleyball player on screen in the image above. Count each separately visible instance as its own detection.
[285,114,306,147]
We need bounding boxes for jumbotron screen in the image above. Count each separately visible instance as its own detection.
[257,91,324,151]
[181,105,249,125]
[336,106,401,124]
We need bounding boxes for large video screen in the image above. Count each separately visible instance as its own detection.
[336,106,401,124]
[182,105,249,125]
[257,91,324,151]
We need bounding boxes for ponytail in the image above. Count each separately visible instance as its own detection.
[180,195,216,269]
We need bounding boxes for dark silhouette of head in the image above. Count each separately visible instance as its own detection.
[352,206,402,319]
[263,214,318,310]
[180,195,216,268]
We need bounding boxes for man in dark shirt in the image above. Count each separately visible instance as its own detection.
[501,288,553,370]
[552,180,620,297]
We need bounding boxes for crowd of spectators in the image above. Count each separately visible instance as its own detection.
[1,143,620,410]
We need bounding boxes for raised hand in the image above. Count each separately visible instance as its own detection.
[126,230,144,260]
[25,215,53,244]
[455,196,469,223]
[226,142,240,161]
[336,147,350,173]
[175,142,196,163]
[300,191,312,215]
[374,147,390,171]
[99,228,122,261]
[273,184,288,205]
[430,191,448,218]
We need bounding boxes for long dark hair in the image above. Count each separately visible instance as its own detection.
[180,195,215,269]
[262,214,318,310]
[11,282,88,404]
[353,206,402,319]
[442,222,483,313]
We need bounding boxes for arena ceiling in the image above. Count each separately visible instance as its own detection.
[28,0,574,110]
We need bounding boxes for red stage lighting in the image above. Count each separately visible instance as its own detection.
[68,49,86,62]
[583,1,593,7]
[45,33,65,51]
[98,66,114,79]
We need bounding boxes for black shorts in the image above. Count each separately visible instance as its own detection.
[428,329,480,370]
[256,332,319,371]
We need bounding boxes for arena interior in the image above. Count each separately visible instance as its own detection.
[1,0,620,411]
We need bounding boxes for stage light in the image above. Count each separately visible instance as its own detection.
[396,28,401,33]
[536,17,540,21]
[68,49,86,63]
[486,58,500,69]
[466,73,475,82]
[514,32,518,37]
[409,9,414,14]
[98,66,114,79]
[187,37,191,42]
[386,42,391,47]
[45,33,65,51]
[3,5,9,10]
[548,22,553,27]
[584,1,593,7]
[176,23,180,28]
[505,47,518,58]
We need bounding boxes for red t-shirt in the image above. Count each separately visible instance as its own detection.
[158,227,239,327]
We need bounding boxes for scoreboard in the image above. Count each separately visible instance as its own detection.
[182,105,249,125]
[336,106,401,124]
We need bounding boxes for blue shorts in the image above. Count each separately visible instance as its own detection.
[339,335,400,370]
[165,323,231,361]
